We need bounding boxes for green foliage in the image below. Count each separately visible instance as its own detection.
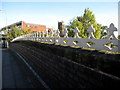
[67,29,75,37]
[6,25,31,42]
[118,35,120,39]
[67,8,107,39]
[101,26,108,39]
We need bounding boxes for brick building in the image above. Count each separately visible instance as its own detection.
[0,21,52,33]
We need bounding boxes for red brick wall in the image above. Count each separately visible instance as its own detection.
[22,21,46,33]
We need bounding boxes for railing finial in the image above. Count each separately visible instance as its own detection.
[64,28,68,38]
[106,23,117,39]
[74,27,80,38]
[42,31,44,37]
[46,30,48,37]
[50,31,53,37]
[56,29,60,38]
[87,25,95,39]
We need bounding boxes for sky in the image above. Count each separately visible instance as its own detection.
[0,0,119,35]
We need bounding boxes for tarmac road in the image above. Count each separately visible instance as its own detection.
[2,48,34,88]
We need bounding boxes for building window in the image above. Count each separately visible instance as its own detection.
[27,24,31,27]
[34,26,38,28]
[26,24,38,28]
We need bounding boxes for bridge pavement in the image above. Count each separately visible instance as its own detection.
[2,48,35,88]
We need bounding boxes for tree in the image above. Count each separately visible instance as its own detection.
[6,26,22,41]
[22,28,32,34]
[67,8,107,39]
[101,26,108,39]
[6,25,32,42]
[118,35,120,39]
[67,29,75,37]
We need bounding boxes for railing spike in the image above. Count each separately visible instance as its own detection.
[106,23,117,39]
[74,27,80,38]
[42,31,44,37]
[50,31,53,37]
[46,30,48,37]
[56,29,60,38]
[87,25,95,39]
[64,28,68,38]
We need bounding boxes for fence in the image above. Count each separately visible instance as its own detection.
[11,23,120,52]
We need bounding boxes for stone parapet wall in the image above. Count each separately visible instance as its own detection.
[10,41,120,89]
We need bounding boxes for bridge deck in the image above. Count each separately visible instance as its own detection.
[2,49,34,88]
